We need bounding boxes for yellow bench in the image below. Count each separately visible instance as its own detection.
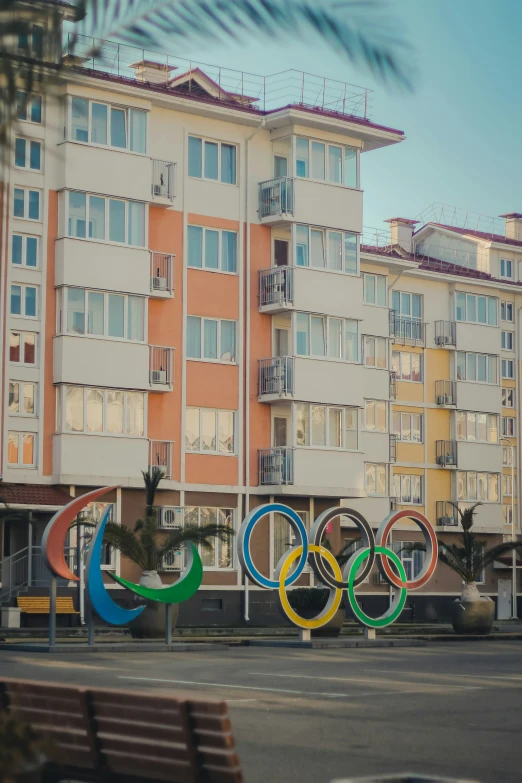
[17,596,80,615]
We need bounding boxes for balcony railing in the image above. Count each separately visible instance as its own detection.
[149,440,173,479]
[390,496,398,512]
[389,311,425,345]
[436,500,458,527]
[150,252,174,294]
[389,370,398,400]
[389,433,397,463]
[436,440,457,468]
[149,346,174,387]
[259,177,294,219]
[259,268,293,309]
[259,357,294,396]
[435,380,456,407]
[151,159,175,201]
[259,447,294,485]
[435,320,456,347]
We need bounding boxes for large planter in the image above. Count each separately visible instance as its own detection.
[450,584,495,635]
[128,570,179,639]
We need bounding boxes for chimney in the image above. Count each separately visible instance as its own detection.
[500,213,522,242]
[129,59,176,85]
[384,217,419,255]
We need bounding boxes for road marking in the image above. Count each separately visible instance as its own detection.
[362,668,522,682]
[248,672,482,691]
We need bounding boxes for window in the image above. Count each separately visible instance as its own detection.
[455,293,497,325]
[295,225,358,274]
[500,259,513,279]
[67,191,145,247]
[502,416,515,437]
[296,314,358,361]
[363,336,387,369]
[10,284,37,318]
[16,91,42,123]
[11,234,38,267]
[392,351,422,382]
[273,510,308,570]
[365,463,387,496]
[188,136,236,184]
[392,411,423,443]
[393,474,423,505]
[456,411,499,443]
[503,446,516,467]
[364,274,387,306]
[9,331,36,365]
[391,291,422,321]
[184,507,234,568]
[8,381,36,416]
[503,474,516,497]
[186,317,236,362]
[501,301,514,322]
[503,504,518,527]
[502,388,515,408]
[502,359,514,379]
[69,97,147,153]
[185,408,235,454]
[391,541,425,581]
[7,432,36,467]
[17,24,43,57]
[59,288,145,342]
[296,404,357,449]
[502,331,514,351]
[364,400,387,432]
[14,138,41,171]
[456,352,498,384]
[13,188,40,221]
[60,386,145,436]
[187,226,237,273]
[457,471,499,502]
[295,137,358,187]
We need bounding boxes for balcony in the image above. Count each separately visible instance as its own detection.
[435,380,456,407]
[259,357,294,397]
[259,268,293,312]
[149,346,174,390]
[149,440,173,479]
[389,370,398,399]
[436,501,458,528]
[258,447,364,496]
[389,312,425,346]
[389,433,397,463]
[436,501,504,533]
[150,252,174,297]
[259,447,294,485]
[259,177,294,221]
[435,320,456,348]
[436,440,458,468]
[151,159,175,204]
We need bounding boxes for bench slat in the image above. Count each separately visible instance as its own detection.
[5,680,83,700]
[99,735,190,762]
[8,704,87,731]
[8,692,83,714]
[96,715,185,743]
[192,714,232,733]
[92,698,182,723]
[200,764,244,783]
[195,730,236,750]
[17,597,79,614]
[105,751,194,783]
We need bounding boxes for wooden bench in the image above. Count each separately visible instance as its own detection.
[17,596,80,615]
[0,677,243,783]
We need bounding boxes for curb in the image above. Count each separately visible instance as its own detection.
[0,642,229,653]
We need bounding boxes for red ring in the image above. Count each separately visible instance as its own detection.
[376,509,438,590]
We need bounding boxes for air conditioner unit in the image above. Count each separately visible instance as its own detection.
[151,369,167,384]
[437,394,452,406]
[437,515,457,527]
[152,276,167,290]
[157,505,183,529]
[161,550,184,571]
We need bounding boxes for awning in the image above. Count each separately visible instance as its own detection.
[0,483,71,509]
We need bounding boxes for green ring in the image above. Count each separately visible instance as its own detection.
[347,545,407,629]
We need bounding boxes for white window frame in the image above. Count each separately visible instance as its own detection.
[393,473,423,505]
[16,90,43,124]
[58,287,147,343]
[58,385,147,438]
[17,24,43,57]
[294,135,359,188]
[295,403,358,450]
[502,358,515,380]
[455,292,498,325]
[187,225,238,274]
[500,258,514,280]
[7,431,36,467]
[391,540,425,581]
[184,506,235,570]
[503,446,516,467]
[392,351,422,382]
[363,336,387,369]
[456,411,499,443]
[11,233,39,268]
[456,351,498,384]
[294,224,359,275]
[363,273,387,307]
[502,387,515,408]
[187,135,237,185]
[501,301,514,322]
[67,96,148,155]
[272,510,308,573]
[185,407,236,455]
[392,411,423,443]
[457,471,499,503]
[8,381,37,417]
[502,330,514,351]
[502,474,516,498]
[65,190,147,249]
[14,137,42,172]
[9,330,37,366]
[502,416,516,437]
[13,187,41,222]
[364,399,387,432]
[503,503,518,528]
[10,283,38,319]
[186,316,237,364]
[296,313,359,362]
[365,463,388,497]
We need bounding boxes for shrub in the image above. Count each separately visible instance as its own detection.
[287,587,329,611]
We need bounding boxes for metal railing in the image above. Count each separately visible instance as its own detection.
[435,380,456,407]
[436,500,458,527]
[435,320,457,347]
[436,440,457,468]
[259,447,294,485]
[0,546,77,603]
[389,371,398,400]
[259,268,293,308]
[149,345,174,387]
[150,252,174,294]
[390,496,398,511]
[389,434,397,464]
[259,177,294,218]
[149,440,173,480]
[259,357,294,396]
[389,311,425,345]
[151,159,174,201]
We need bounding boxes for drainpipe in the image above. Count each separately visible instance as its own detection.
[243,117,266,622]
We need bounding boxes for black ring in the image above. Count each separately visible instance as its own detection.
[309,507,375,589]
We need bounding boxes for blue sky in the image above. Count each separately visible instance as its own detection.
[148,0,522,231]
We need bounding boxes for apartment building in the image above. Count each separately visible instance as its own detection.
[0,6,520,625]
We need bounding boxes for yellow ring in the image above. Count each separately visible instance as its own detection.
[278,544,343,629]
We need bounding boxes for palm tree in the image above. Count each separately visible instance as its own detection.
[101,469,233,579]
[0,0,412,146]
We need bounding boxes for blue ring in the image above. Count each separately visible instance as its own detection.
[240,503,308,588]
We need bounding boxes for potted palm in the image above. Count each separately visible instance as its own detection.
[404,503,522,635]
[102,470,233,638]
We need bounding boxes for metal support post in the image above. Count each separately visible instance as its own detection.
[364,627,376,641]
[299,628,311,642]
[165,604,172,645]
[27,519,33,588]
[49,573,57,648]
[86,589,94,646]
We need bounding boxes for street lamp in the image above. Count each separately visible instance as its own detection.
[501,436,517,619]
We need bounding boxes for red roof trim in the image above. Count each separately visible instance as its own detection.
[0,483,72,507]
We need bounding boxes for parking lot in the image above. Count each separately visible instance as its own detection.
[1,640,521,782]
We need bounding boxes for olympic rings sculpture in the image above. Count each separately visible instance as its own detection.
[238,504,438,630]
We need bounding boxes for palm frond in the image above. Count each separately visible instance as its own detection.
[481,541,522,570]
[103,520,147,570]
[141,468,164,515]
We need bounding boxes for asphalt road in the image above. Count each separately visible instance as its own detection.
[1,641,521,783]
